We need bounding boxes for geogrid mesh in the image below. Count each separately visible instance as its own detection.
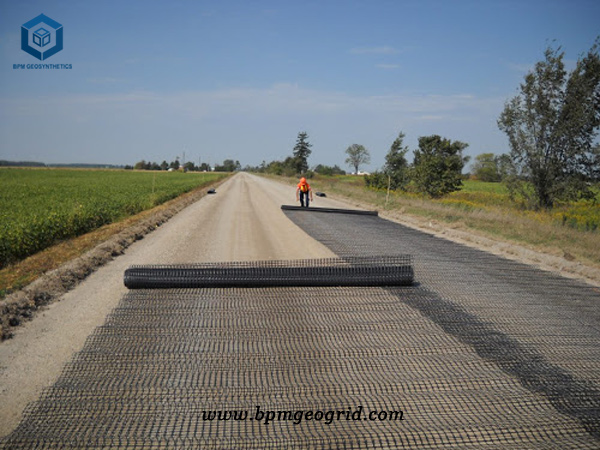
[283,209,600,440]
[4,287,599,449]
[124,256,414,289]
[280,205,379,216]
[3,208,600,448]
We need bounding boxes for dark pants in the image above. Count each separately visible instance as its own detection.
[300,191,310,208]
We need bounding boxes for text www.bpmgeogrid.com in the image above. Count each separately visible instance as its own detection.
[202,406,404,425]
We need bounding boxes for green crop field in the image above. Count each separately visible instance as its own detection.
[0,168,226,268]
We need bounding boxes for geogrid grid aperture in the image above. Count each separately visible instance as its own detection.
[2,208,600,448]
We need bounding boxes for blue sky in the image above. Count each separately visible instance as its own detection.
[1,0,598,171]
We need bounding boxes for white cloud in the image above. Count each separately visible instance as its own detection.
[0,84,508,167]
[2,86,504,128]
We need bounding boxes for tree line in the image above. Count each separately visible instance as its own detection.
[355,38,600,207]
[130,37,599,210]
[131,159,241,172]
[362,133,470,198]
[246,132,347,177]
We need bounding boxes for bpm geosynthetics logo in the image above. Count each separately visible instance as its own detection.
[21,14,63,61]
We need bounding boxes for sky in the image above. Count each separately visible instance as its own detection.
[0,0,599,171]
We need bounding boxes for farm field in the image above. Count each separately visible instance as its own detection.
[0,168,227,269]
[270,174,600,267]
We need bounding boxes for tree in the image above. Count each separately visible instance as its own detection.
[292,132,312,174]
[364,133,410,191]
[498,39,600,208]
[314,164,346,176]
[345,144,371,174]
[472,153,501,182]
[412,135,469,197]
[215,159,241,172]
[160,160,169,171]
[383,132,410,190]
[495,153,513,182]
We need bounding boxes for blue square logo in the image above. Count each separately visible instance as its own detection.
[21,14,63,61]
[33,27,51,47]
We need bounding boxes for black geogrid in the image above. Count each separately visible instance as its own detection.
[284,209,600,441]
[2,209,600,448]
[123,256,414,289]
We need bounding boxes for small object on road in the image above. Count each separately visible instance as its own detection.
[296,177,314,208]
[315,191,326,197]
[207,188,216,194]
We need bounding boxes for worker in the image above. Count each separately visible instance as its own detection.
[296,177,313,208]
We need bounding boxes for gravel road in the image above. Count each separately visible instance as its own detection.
[0,172,341,437]
[3,172,598,447]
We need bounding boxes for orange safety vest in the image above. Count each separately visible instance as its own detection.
[298,181,310,192]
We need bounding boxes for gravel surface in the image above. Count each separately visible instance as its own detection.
[0,173,340,437]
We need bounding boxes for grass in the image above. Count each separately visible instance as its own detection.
[0,169,230,299]
[0,168,228,269]
[0,208,143,299]
[271,174,600,268]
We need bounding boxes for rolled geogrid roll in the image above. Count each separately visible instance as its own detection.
[124,255,413,289]
[280,205,378,216]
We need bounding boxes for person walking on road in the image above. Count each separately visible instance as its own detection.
[296,177,313,208]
